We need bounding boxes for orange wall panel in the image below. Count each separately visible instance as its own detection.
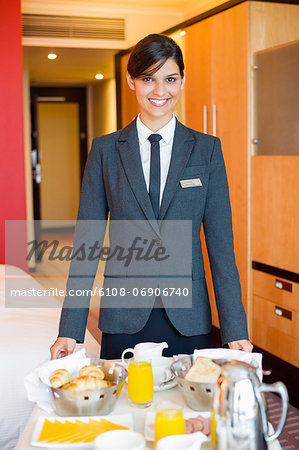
[120,53,140,127]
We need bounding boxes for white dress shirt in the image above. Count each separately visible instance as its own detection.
[136,113,176,205]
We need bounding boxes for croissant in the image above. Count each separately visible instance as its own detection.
[78,365,105,379]
[67,375,109,391]
[49,369,72,388]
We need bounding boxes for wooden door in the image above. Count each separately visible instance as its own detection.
[38,102,81,222]
[185,4,249,330]
[210,3,249,319]
[185,16,218,326]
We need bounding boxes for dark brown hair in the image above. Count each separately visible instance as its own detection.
[127,33,184,78]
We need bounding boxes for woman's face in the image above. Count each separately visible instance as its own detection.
[127,57,185,129]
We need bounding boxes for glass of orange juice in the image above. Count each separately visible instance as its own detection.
[128,360,153,408]
[154,401,185,445]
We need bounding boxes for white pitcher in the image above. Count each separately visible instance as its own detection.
[121,341,168,365]
[213,360,288,449]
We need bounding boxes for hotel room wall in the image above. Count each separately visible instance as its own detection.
[0,0,27,268]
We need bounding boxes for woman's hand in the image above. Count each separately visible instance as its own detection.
[50,337,76,360]
[228,339,253,352]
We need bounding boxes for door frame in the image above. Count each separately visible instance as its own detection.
[30,86,88,221]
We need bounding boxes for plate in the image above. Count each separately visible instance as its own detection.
[31,414,134,448]
[153,377,177,392]
[144,410,211,442]
[124,357,177,391]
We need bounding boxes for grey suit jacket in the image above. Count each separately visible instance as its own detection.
[58,118,249,345]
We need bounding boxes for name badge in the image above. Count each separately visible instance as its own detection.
[180,178,202,188]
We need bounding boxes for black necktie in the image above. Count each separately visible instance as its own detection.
[148,133,162,219]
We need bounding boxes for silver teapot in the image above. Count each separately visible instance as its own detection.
[212,360,288,449]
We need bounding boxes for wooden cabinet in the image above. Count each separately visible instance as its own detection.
[253,270,299,313]
[117,1,299,361]
[184,3,299,356]
[252,270,299,366]
[252,156,299,274]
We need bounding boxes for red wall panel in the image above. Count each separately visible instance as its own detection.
[0,0,27,268]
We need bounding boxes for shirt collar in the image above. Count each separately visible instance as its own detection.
[136,113,176,145]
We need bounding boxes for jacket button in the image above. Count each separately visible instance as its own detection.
[155,239,162,246]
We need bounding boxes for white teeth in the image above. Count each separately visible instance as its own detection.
[149,99,168,105]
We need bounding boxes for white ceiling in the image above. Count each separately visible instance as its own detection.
[22,0,223,85]
[23,46,117,85]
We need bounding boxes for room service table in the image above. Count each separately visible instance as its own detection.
[16,382,281,450]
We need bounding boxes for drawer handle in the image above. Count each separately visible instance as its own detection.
[275,306,293,320]
[275,279,293,293]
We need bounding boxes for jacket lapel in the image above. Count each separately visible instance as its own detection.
[117,119,161,237]
[158,119,195,221]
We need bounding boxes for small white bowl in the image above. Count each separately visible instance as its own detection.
[94,429,146,450]
[156,432,207,450]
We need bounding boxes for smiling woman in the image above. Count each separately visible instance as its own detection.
[50,33,252,361]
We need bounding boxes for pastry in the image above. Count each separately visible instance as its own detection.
[67,375,109,391]
[78,364,105,379]
[49,369,72,388]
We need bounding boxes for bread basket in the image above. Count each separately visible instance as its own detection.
[51,358,127,416]
[170,355,218,411]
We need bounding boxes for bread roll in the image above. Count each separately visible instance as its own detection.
[184,357,221,383]
[50,369,72,388]
[78,365,105,379]
[67,375,109,391]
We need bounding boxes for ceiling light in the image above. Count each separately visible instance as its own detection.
[48,53,57,60]
[95,73,104,80]
[180,30,186,36]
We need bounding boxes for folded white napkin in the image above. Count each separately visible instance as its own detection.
[24,348,90,412]
[193,348,263,381]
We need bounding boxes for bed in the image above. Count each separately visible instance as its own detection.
[0,264,100,450]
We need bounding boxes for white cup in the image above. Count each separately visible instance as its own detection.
[151,356,173,386]
[156,432,207,450]
[121,341,168,365]
[94,430,146,450]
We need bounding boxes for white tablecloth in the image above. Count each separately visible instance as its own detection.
[15,382,281,450]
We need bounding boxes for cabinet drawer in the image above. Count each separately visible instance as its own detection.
[252,294,299,366]
[252,269,299,312]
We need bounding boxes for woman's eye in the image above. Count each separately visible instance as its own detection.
[166,77,176,83]
[143,77,152,82]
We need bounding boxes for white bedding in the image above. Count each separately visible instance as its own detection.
[0,265,100,450]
